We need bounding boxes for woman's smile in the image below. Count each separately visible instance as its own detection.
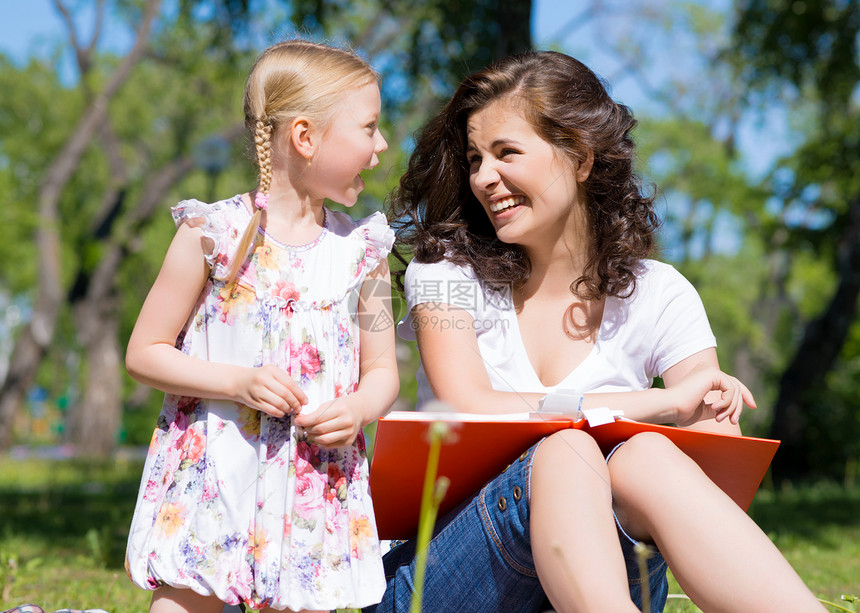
[488,195,526,213]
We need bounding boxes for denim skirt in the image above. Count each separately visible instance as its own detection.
[364,438,669,613]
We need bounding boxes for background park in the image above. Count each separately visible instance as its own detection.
[0,0,858,610]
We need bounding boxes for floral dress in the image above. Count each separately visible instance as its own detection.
[125,195,393,610]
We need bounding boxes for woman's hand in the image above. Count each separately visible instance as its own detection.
[232,365,308,418]
[295,395,364,447]
[668,364,756,427]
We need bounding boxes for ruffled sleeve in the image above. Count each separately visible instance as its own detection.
[171,198,233,276]
[355,211,395,273]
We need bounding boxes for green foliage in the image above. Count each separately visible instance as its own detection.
[728,0,860,476]
[732,0,860,107]
[290,0,530,86]
[638,116,756,218]
[0,55,81,293]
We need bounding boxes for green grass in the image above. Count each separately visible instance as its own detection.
[662,480,860,612]
[0,454,150,611]
[1,454,858,612]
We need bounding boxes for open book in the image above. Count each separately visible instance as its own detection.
[369,411,780,540]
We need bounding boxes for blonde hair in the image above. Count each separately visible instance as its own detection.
[226,40,378,282]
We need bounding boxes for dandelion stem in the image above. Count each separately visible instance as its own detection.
[818,599,856,612]
[634,541,651,612]
[410,421,451,613]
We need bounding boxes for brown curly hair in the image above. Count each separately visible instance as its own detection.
[389,50,660,300]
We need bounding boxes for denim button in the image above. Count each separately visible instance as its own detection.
[498,496,507,511]
[519,451,528,461]
[513,486,522,501]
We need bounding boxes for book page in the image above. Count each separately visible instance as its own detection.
[383,410,577,422]
[385,410,533,421]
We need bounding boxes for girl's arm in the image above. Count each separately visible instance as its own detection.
[296,259,400,446]
[413,303,753,429]
[125,222,307,417]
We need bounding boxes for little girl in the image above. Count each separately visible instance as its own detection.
[124,40,399,613]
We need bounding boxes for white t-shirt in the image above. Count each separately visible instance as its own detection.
[397,258,717,409]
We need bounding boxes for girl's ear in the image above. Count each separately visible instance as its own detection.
[576,149,594,182]
[289,116,316,162]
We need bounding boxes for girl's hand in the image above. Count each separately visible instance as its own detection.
[668,365,756,427]
[233,365,308,418]
[295,395,364,448]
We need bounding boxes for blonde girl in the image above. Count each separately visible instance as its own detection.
[125,40,398,613]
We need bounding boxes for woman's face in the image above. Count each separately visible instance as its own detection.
[465,99,588,249]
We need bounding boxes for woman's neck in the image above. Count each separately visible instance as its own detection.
[521,229,592,300]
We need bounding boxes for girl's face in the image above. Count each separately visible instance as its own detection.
[466,99,587,249]
[310,82,388,206]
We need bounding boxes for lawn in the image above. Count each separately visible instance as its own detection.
[1,452,858,613]
[646,480,860,612]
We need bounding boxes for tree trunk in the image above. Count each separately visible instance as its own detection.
[769,194,860,478]
[493,0,533,58]
[64,155,197,454]
[68,294,122,456]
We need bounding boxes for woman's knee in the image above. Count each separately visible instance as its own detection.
[533,429,608,481]
[608,432,701,500]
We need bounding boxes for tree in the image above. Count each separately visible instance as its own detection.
[0,0,161,450]
[730,0,860,477]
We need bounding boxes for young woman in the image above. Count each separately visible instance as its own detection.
[366,50,824,613]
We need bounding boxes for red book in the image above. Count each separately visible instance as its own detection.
[369,411,780,540]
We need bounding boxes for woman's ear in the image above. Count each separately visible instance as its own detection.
[576,149,594,182]
[289,116,315,162]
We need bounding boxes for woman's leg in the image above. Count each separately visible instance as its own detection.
[367,441,550,613]
[609,432,826,613]
[149,585,225,613]
[530,429,641,613]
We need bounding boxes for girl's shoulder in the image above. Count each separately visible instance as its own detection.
[325,208,394,256]
[170,194,249,271]
[171,194,249,232]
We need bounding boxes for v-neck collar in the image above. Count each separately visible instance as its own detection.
[506,295,614,390]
